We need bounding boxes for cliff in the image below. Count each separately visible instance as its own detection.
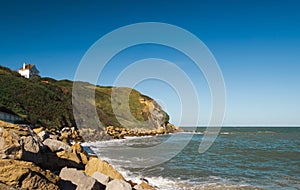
[0,65,176,136]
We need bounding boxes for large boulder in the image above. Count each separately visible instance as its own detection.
[0,121,44,164]
[85,157,124,180]
[21,136,41,153]
[59,167,105,190]
[92,172,110,186]
[43,138,72,152]
[0,159,59,190]
[0,127,22,159]
[20,131,46,165]
[40,151,84,171]
[56,150,81,164]
[105,179,131,190]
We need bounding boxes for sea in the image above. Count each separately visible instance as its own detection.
[83,127,300,190]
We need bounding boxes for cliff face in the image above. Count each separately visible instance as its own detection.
[140,97,169,129]
[0,66,171,133]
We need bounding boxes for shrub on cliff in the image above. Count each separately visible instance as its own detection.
[0,66,169,131]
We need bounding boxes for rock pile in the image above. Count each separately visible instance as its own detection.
[0,120,156,189]
[105,123,184,139]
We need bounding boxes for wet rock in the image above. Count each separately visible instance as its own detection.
[140,181,156,190]
[0,159,59,190]
[105,179,131,190]
[133,179,156,190]
[85,157,124,180]
[59,167,105,190]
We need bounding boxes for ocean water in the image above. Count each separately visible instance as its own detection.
[83,127,300,190]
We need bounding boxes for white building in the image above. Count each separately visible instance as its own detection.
[18,62,40,78]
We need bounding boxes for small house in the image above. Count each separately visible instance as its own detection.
[18,62,40,78]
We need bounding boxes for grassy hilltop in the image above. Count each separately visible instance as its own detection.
[0,66,169,130]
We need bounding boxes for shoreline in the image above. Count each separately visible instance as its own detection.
[82,134,264,190]
[0,120,157,190]
[1,121,286,190]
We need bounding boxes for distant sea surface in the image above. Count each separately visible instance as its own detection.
[83,127,300,190]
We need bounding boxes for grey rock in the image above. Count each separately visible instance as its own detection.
[92,172,110,185]
[37,131,49,141]
[21,136,41,153]
[20,135,45,164]
[43,138,72,152]
[49,134,58,140]
[59,167,105,190]
[106,179,131,190]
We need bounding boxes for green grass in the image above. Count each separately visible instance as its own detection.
[0,66,169,130]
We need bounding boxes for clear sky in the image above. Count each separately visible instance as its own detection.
[1,0,300,126]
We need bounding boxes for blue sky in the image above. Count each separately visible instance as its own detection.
[1,0,300,126]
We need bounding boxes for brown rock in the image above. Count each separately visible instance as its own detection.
[72,144,89,164]
[33,127,44,135]
[79,152,89,165]
[40,151,84,171]
[60,131,70,144]
[71,143,83,152]
[0,121,30,136]
[140,181,156,190]
[56,150,81,164]
[0,127,22,159]
[85,157,124,180]
[0,182,25,190]
[0,159,59,190]
[0,121,45,164]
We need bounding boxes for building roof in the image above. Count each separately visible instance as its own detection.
[19,64,38,71]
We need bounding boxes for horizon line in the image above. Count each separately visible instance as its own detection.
[180,125,300,127]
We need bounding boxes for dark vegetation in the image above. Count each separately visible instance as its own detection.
[0,66,168,130]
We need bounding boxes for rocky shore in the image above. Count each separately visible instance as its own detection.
[79,124,183,142]
[0,120,158,190]
[105,123,183,139]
